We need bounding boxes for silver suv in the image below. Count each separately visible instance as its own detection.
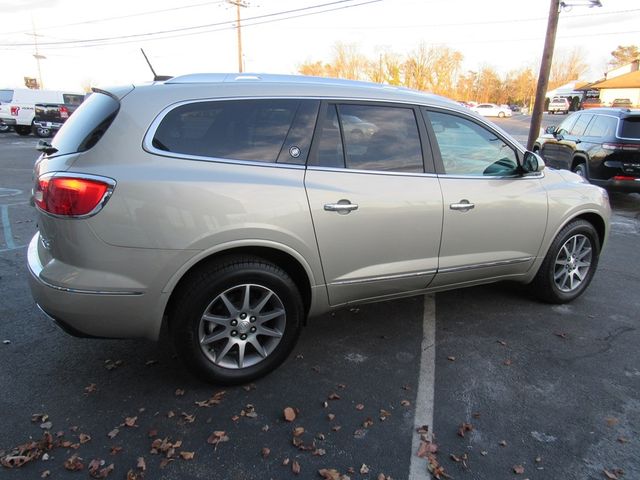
[28,73,610,384]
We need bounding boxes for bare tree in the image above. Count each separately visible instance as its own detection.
[549,48,588,89]
[367,51,403,85]
[298,61,327,77]
[404,44,463,96]
[325,42,369,80]
[609,45,640,68]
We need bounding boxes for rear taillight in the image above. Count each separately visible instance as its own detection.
[34,174,115,217]
[60,106,69,119]
[612,175,638,182]
[602,143,640,151]
[10,106,19,116]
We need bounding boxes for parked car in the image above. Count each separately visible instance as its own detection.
[533,107,640,192]
[611,98,633,108]
[509,104,521,113]
[548,97,570,114]
[581,98,604,110]
[470,103,512,118]
[33,95,85,138]
[28,73,610,384]
[0,88,84,136]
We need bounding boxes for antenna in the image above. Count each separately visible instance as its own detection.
[140,48,172,81]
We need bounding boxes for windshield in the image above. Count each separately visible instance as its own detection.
[0,89,14,103]
[51,92,119,156]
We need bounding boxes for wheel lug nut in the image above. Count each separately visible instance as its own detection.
[240,334,247,340]
[250,316,256,322]
[250,326,256,333]
[231,330,238,336]
[240,313,247,319]
[231,320,238,326]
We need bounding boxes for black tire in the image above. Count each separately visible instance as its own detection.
[531,219,600,304]
[170,255,304,384]
[0,123,9,133]
[15,125,31,136]
[572,162,587,180]
[498,111,505,118]
[36,126,52,138]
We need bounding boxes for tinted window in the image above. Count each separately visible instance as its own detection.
[584,115,617,138]
[310,105,345,168]
[339,104,423,173]
[569,114,593,136]
[557,114,578,135]
[277,100,320,165]
[0,89,13,103]
[51,92,119,156]
[153,99,299,163]
[63,94,85,106]
[619,117,640,139]
[426,110,518,176]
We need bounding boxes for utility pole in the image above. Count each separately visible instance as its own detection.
[527,0,602,150]
[27,17,46,89]
[228,0,249,73]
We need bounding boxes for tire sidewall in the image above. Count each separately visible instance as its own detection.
[173,262,303,384]
[540,220,600,303]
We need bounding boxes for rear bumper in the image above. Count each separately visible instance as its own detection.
[33,120,64,130]
[27,233,164,340]
[1,118,17,126]
[591,177,640,193]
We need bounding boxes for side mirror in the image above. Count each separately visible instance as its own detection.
[545,125,556,135]
[522,151,545,173]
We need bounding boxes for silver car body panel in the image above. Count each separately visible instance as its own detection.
[27,74,611,340]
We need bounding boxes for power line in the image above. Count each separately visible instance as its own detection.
[0,0,369,47]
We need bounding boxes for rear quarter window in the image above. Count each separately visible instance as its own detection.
[619,117,640,139]
[0,89,13,103]
[51,92,119,156]
[151,99,303,163]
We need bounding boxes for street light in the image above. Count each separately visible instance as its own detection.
[526,0,602,151]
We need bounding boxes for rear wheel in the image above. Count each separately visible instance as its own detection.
[0,123,9,133]
[36,126,52,138]
[572,162,587,179]
[170,256,304,384]
[531,220,600,303]
[498,111,505,118]
[15,125,31,136]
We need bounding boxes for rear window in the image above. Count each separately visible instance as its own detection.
[151,99,301,163]
[51,92,119,156]
[619,117,640,139]
[63,93,85,106]
[0,89,13,103]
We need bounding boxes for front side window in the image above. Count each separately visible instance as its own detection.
[310,103,423,173]
[556,114,578,136]
[426,110,518,176]
[152,99,300,163]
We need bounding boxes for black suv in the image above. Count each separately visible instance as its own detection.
[534,108,640,192]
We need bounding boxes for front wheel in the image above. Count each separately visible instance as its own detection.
[531,220,600,303]
[14,125,31,136]
[498,111,505,118]
[572,162,587,180]
[170,256,304,384]
[36,126,52,138]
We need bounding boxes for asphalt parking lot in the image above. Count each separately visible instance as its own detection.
[1,116,639,480]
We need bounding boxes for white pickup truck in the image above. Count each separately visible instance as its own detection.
[548,97,570,115]
[0,88,84,136]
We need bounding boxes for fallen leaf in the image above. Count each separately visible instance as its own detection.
[292,460,301,475]
[41,470,51,478]
[457,422,473,437]
[175,389,185,396]
[194,391,226,408]
[379,409,391,421]
[605,417,619,427]
[107,428,119,439]
[261,447,270,459]
[447,356,456,361]
[617,437,629,443]
[497,340,507,346]
[472,412,481,419]
[179,451,195,460]
[124,416,138,427]
[318,468,341,480]
[331,425,342,432]
[337,383,347,389]
[499,440,507,447]
[554,332,568,339]
[242,383,256,391]
[88,459,114,478]
[312,448,326,456]
[144,359,158,366]
[137,457,146,471]
[79,433,91,444]
[40,422,52,430]
[535,456,542,463]
[293,427,305,437]
[109,446,122,456]
[180,412,196,424]
[450,454,461,462]
[417,440,438,457]
[355,404,364,411]
[360,464,370,474]
[503,359,512,366]
[513,464,525,474]
[284,407,297,422]
[31,413,48,423]
[353,429,367,439]
[167,411,175,418]
[401,400,411,407]
[603,469,625,480]
[282,458,290,466]
[327,414,335,421]
[159,458,174,469]
[207,431,229,450]
[63,455,84,471]
[417,425,429,434]
[328,393,341,400]
[84,383,98,395]
[481,451,488,456]
[362,418,374,428]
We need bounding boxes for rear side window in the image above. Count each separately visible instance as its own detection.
[0,89,13,103]
[51,92,119,156]
[584,115,617,138]
[152,99,301,163]
[619,117,640,139]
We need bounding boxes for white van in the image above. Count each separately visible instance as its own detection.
[0,88,84,136]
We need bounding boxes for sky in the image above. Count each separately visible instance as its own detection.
[0,0,638,92]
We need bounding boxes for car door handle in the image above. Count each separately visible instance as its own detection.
[450,200,475,211]
[324,201,359,213]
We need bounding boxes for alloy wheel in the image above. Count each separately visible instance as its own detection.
[553,234,592,292]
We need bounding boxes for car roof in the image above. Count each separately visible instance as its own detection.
[577,107,640,117]
[129,72,464,111]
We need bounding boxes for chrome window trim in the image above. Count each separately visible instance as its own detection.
[331,269,437,286]
[306,165,437,178]
[438,257,533,274]
[34,172,117,219]
[144,150,307,170]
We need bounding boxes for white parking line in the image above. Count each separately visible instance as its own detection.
[1,204,16,250]
[408,294,436,479]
